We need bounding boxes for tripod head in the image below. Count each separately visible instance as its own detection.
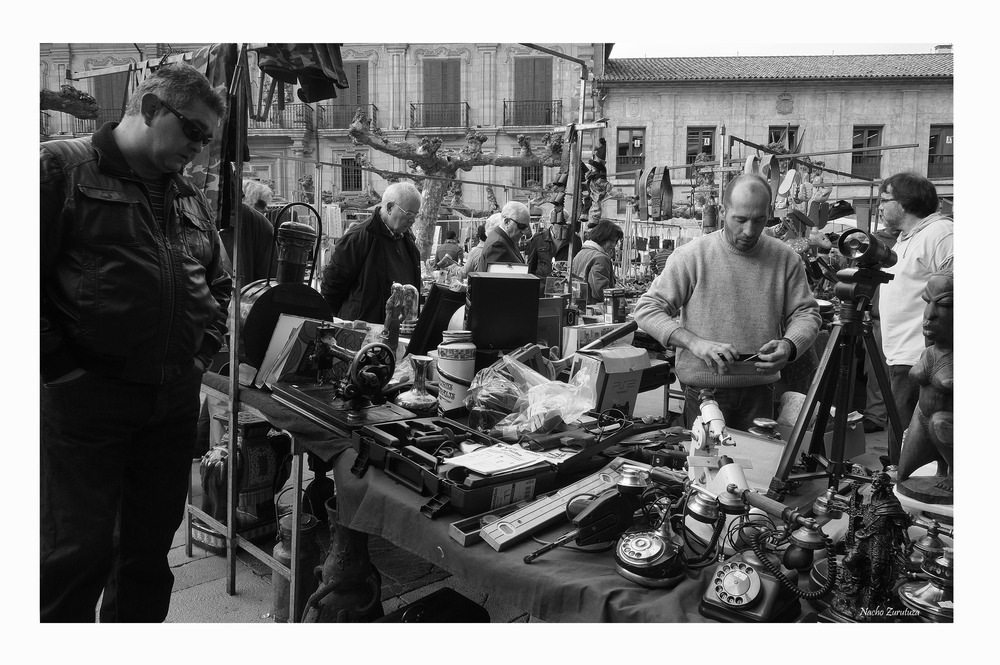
[833,229,897,321]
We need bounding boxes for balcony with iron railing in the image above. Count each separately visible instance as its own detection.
[317,104,378,130]
[409,102,469,129]
[927,154,954,179]
[615,155,644,179]
[41,108,124,137]
[248,103,312,130]
[851,153,882,180]
[503,99,563,127]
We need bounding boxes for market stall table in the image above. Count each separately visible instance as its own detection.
[196,371,821,623]
[332,448,717,622]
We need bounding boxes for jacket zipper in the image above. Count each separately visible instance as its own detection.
[160,184,178,383]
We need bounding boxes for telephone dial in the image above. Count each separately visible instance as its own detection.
[698,485,837,622]
[700,550,803,622]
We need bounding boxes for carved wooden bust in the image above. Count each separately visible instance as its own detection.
[897,272,953,504]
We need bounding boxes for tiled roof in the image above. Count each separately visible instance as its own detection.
[598,54,953,82]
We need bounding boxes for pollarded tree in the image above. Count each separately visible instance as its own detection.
[349,109,565,259]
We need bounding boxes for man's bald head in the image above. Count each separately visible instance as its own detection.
[722,174,773,208]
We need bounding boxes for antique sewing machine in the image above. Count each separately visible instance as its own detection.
[271,325,415,433]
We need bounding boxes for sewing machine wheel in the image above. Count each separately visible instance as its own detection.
[349,342,396,394]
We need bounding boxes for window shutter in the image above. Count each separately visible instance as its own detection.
[514,59,532,102]
[443,58,461,104]
[533,58,552,102]
[423,59,443,104]
[345,61,368,107]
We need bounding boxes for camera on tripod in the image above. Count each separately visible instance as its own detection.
[766,228,905,500]
[832,229,897,308]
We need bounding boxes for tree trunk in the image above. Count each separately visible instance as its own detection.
[414,175,454,260]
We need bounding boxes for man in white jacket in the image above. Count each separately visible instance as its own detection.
[877,172,954,466]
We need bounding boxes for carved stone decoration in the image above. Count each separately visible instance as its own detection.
[502,44,564,64]
[340,48,380,67]
[412,45,473,66]
[776,93,794,115]
[625,97,641,118]
[83,54,136,71]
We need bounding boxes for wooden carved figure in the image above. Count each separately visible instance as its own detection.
[897,272,954,504]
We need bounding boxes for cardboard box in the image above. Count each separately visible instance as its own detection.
[562,322,635,356]
[776,420,866,462]
[570,346,651,416]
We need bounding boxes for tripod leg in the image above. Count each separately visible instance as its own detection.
[768,326,843,498]
[825,329,862,488]
[863,333,904,461]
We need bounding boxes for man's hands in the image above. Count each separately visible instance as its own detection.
[754,338,793,374]
[688,338,739,374]
[671,329,793,375]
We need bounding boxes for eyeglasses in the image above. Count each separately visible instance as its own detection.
[158,98,211,146]
[505,216,529,230]
[395,204,419,220]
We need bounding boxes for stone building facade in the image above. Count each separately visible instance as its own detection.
[593,51,954,228]
[40,43,607,218]
[40,44,953,229]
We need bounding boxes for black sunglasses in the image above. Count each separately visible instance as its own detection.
[505,216,529,230]
[158,98,211,146]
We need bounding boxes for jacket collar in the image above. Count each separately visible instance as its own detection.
[369,207,413,241]
[91,121,197,197]
[582,239,605,254]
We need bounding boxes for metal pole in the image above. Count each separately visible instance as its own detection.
[226,43,250,598]
[565,70,587,301]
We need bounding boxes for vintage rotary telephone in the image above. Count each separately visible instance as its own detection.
[698,484,837,623]
[612,466,691,588]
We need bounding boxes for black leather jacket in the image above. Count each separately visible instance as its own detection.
[40,123,232,385]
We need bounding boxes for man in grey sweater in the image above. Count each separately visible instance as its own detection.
[633,175,820,430]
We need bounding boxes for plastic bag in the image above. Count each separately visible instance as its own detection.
[465,354,595,436]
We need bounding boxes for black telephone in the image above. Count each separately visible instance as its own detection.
[698,488,837,623]
[699,550,803,622]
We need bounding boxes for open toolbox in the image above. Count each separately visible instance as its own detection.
[350,417,560,519]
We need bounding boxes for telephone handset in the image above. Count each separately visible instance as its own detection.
[698,488,838,622]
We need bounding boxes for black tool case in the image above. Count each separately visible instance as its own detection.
[350,417,560,518]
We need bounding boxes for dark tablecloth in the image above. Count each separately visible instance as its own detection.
[201,372,353,462]
[333,448,717,623]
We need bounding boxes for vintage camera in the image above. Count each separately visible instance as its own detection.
[838,228,897,269]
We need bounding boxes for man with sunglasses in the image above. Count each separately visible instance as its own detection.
[876,172,953,468]
[40,64,230,622]
[321,181,422,323]
[481,200,531,268]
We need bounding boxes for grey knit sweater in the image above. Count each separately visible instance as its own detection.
[633,230,820,388]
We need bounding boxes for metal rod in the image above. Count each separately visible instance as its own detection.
[225,44,251,598]
[253,152,548,194]
[611,142,919,180]
[66,43,269,80]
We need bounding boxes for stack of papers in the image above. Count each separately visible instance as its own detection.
[445,444,547,475]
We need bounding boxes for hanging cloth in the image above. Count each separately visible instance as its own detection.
[256,43,349,103]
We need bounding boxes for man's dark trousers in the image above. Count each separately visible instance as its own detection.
[887,364,919,465]
[41,366,202,622]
